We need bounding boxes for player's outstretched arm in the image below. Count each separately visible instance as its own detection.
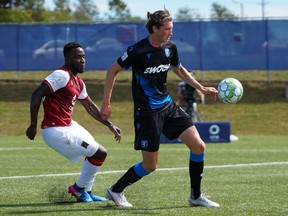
[80,99,122,142]
[172,65,217,101]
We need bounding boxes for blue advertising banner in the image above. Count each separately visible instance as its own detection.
[160,121,231,144]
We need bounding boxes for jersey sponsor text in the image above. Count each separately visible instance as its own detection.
[144,64,170,74]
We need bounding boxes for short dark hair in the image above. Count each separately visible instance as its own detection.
[63,42,82,58]
[145,9,172,34]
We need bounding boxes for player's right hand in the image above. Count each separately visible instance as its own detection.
[26,125,37,140]
[100,104,112,120]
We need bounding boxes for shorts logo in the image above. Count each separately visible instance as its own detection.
[66,140,71,145]
[81,142,89,149]
[141,140,148,149]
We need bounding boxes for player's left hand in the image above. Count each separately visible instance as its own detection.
[110,125,122,143]
[202,87,218,101]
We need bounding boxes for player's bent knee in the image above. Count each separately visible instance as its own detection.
[91,145,108,160]
[194,145,205,154]
[191,141,206,154]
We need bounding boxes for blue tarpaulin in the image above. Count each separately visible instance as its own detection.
[0,20,287,71]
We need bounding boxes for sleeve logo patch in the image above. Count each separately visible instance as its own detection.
[121,51,128,61]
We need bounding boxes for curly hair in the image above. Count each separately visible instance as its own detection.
[63,42,82,58]
[145,9,172,34]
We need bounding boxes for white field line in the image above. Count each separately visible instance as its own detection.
[0,147,46,151]
[2,147,288,152]
[0,161,287,180]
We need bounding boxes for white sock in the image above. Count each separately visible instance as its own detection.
[76,159,101,192]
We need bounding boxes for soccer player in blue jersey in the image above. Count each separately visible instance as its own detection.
[101,9,220,208]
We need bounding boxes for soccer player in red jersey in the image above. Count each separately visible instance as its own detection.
[26,42,122,203]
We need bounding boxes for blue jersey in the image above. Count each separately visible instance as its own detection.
[117,37,180,110]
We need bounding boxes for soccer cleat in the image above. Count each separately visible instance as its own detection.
[188,193,220,208]
[105,187,133,207]
[68,185,93,203]
[88,192,107,202]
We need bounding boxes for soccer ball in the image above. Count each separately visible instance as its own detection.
[217,78,243,104]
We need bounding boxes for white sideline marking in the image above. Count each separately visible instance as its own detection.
[0,147,46,151]
[0,161,287,180]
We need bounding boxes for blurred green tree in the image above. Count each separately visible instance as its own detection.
[210,3,238,21]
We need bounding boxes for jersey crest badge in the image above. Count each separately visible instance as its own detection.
[165,48,170,57]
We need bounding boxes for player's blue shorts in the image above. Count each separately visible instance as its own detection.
[134,101,193,152]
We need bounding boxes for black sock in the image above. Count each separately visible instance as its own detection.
[112,165,142,193]
[189,160,204,199]
[73,183,85,191]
